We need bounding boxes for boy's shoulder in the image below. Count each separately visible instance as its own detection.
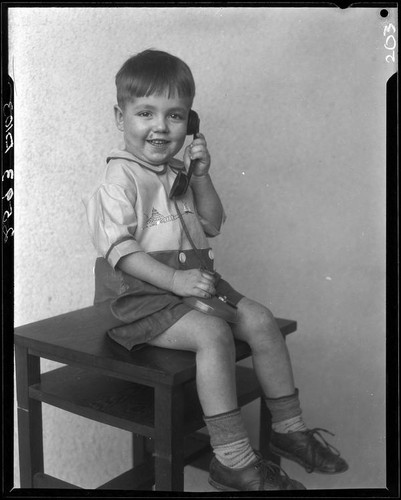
[102,149,137,185]
[105,148,143,170]
[103,148,155,184]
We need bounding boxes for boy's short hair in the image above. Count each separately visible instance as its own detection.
[116,49,196,109]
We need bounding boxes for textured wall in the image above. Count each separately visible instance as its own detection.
[10,7,393,489]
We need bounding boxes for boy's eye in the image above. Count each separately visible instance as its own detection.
[136,111,185,120]
[170,113,184,120]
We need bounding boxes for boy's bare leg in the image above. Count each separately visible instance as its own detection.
[148,306,306,490]
[148,309,238,416]
[231,296,348,474]
[232,297,296,398]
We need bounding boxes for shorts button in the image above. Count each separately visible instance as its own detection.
[208,249,214,260]
[179,252,186,263]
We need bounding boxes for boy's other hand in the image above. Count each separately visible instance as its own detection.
[184,133,211,177]
[171,269,216,298]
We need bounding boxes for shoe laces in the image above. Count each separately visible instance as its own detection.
[305,428,341,457]
[254,457,294,490]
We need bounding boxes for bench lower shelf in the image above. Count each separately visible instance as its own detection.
[28,365,262,437]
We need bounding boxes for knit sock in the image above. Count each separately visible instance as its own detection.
[204,408,257,468]
[272,414,307,433]
[264,389,308,434]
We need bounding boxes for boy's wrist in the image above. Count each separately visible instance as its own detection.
[191,172,210,180]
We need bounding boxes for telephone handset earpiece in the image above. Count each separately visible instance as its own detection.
[187,110,200,136]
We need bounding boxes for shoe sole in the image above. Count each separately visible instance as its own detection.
[269,444,349,475]
[208,478,238,491]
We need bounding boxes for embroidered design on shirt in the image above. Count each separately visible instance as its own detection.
[143,203,194,230]
[143,208,178,229]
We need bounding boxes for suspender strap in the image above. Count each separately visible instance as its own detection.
[173,199,209,270]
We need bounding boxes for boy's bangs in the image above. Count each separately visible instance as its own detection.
[130,71,193,100]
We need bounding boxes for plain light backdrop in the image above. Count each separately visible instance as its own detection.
[10,6,393,490]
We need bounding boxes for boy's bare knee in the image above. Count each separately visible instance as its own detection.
[235,298,283,347]
[196,315,234,352]
[239,299,275,329]
[255,306,276,331]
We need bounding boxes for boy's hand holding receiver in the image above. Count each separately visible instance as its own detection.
[184,133,211,177]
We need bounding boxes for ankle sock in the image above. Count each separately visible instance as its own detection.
[204,408,257,469]
[264,389,307,434]
[272,414,307,433]
[212,437,257,469]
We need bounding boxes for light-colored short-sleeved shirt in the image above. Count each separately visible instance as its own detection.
[84,148,224,269]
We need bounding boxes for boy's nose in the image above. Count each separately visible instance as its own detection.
[153,117,168,132]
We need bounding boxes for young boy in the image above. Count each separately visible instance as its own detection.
[84,49,348,491]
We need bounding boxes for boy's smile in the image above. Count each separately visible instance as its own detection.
[114,94,192,165]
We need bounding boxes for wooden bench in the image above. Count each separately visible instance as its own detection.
[14,302,297,491]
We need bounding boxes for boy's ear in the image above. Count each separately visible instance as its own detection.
[114,105,124,132]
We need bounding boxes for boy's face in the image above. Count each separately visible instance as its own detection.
[114,93,191,165]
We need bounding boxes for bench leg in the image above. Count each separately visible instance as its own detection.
[132,434,153,490]
[132,434,150,465]
[15,345,44,488]
[154,384,185,491]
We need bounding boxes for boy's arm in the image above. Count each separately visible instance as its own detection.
[118,251,175,290]
[118,252,216,298]
[185,133,225,231]
[190,174,225,231]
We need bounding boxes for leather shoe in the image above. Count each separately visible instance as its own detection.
[208,452,306,491]
[270,428,349,474]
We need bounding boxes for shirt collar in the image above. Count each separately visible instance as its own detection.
[107,147,185,174]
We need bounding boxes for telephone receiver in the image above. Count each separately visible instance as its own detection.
[187,109,200,136]
[170,114,238,323]
[169,110,200,199]
[183,295,239,323]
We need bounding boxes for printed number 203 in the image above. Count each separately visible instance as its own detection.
[384,24,396,63]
